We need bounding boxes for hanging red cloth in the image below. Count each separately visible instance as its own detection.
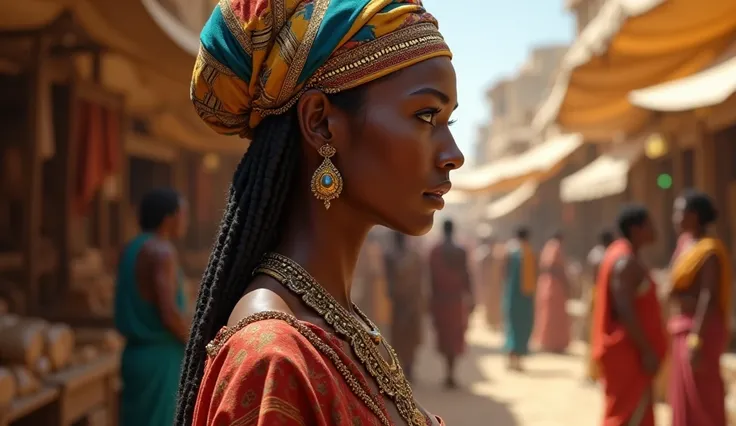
[74,101,121,216]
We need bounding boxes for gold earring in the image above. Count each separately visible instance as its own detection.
[311,144,343,209]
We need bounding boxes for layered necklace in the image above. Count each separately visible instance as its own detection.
[255,252,426,426]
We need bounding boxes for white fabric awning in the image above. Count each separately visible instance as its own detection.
[486,181,538,220]
[560,143,642,202]
[453,133,583,194]
[141,0,200,56]
[629,56,736,111]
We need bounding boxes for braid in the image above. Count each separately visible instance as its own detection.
[174,86,367,426]
[175,110,299,426]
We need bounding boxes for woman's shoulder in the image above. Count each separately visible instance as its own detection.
[194,313,361,425]
[206,312,330,365]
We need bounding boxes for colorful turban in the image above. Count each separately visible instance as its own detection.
[191,0,451,138]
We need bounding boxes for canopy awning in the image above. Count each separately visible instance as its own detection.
[629,56,736,111]
[453,133,583,194]
[0,1,248,154]
[486,181,538,220]
[560,142,642,202]
[0,0,197,83]
[533,0,736,140]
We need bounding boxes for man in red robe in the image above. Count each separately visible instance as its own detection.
[592,205,667,426]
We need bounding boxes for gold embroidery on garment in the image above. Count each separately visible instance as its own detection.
[278,0,331,103]
[255,253,427,426]
[219,0,254,55]
[253,22,447,119]
[192,46,250,129]
[206,311,391,426]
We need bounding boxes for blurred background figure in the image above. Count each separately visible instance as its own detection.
[473,224,504,331]
[503,226,536,372]
[429,219,474,389]
[669,190,731,426]
[584,229,615,382]
[353,229,392,336]
[114,188,190,426]
[533,230,571,353]
[592,205,666,426]
[385,231,426,383]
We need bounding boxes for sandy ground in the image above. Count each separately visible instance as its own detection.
[408,311,672,426]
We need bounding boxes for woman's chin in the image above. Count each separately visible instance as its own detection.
[383,213,434,237]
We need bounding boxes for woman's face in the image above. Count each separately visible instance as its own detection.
[334,57,464,236]
[672,196,695,233]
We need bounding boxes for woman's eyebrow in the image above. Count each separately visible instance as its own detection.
[410,87,449,104]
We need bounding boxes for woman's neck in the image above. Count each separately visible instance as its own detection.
[275,191,372,313]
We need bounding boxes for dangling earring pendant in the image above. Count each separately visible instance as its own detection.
[311,144,343,209]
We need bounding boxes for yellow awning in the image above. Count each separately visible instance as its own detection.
[486,181,538,220]
[629,55,736,111]
[534,0,736,140]
[453,133,583,194]
[560,142,642,202]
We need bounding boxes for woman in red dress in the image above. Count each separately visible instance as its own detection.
[174,1,464,425]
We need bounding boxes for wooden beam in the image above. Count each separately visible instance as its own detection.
[694,120,716,196]
[23,37,45,315]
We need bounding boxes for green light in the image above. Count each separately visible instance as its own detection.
[657,173,673,189]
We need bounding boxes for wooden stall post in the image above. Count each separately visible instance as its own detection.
[23,36,47,316]
[694,120,717,197]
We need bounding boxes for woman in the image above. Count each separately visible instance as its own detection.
[115,188,190,426]
[533,231,571,353]
[502,226,536,371]
[669,189,732,426]
[175,1,463,425]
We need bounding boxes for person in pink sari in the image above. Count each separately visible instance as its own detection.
[669,189,731,426]
[533,231,571,353]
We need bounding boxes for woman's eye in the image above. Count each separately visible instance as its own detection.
[416,111,436,125]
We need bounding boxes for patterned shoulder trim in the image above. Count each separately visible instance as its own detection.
[205,311,304,358]
[204,311,390,425]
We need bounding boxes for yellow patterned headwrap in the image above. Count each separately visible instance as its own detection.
[191,0,451,138]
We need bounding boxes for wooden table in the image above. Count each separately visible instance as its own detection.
[44,354,120,426]
[0,387,59,426]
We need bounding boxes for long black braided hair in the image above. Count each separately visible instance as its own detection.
[174,87,367,426]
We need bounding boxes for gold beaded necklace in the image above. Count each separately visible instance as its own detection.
[255,252,427,426]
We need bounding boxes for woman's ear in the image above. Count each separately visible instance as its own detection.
[296,89,351,153]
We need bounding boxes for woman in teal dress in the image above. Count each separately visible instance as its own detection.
[115,188,191,426]
[503,227,536,371]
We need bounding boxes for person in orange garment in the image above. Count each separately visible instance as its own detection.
[592,204,667,426]
[669,189,731,426]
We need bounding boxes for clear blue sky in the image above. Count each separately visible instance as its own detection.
[423,0,575,165]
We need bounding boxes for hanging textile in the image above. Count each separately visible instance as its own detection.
[74,100,121,215]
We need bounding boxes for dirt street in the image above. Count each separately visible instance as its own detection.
[409,313,672,426]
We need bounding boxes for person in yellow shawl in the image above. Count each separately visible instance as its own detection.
[502,226,536,371]
[669,189,731,426]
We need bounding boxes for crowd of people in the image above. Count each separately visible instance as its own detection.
[473,188,732,426]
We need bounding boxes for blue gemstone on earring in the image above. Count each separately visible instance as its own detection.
[321,174,333,188]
